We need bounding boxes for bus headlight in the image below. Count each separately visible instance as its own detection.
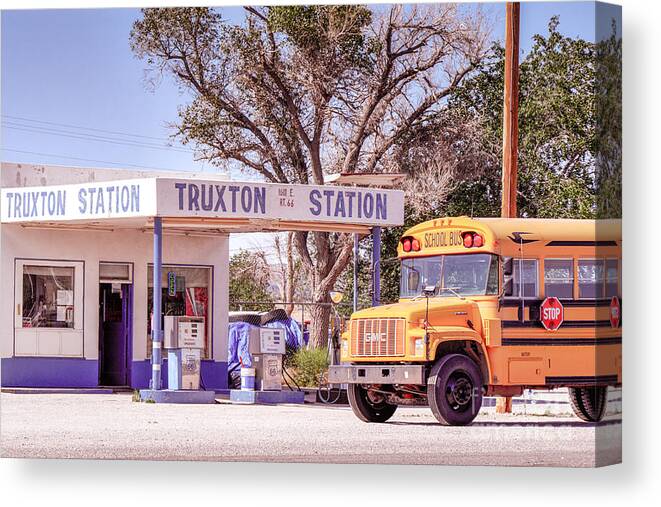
[414,338,424,356]
[342,340,348,356]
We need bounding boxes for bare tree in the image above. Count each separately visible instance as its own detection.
[130,4,490,347]
[272,232,299,316]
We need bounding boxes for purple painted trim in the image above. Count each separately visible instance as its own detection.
[130,359,227,390]
[1,357,98,388]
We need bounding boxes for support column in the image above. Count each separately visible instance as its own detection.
[372,226,381,307]
[151,216,163,390]
[353,233,359,313]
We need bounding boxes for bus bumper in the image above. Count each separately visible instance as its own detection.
[328,365,426,385]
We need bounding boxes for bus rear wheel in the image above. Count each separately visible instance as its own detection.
[347,384,397,423]
[427,354,483,426]
[568,386,608,422]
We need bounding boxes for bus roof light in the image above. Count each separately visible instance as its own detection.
[463,233,473,248]
[412,238,421,251]
[402,238,412,252]
[473,234,484,248]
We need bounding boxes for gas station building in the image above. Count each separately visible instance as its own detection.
[0,162,403,391]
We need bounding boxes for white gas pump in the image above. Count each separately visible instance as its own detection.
[164,316,205,390]
[249,327,286,391]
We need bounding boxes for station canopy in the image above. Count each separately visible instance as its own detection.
[0,176,405,235]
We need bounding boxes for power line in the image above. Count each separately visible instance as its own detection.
[3,123,196,154]
[2,114,179,143]
[2,148,187,172]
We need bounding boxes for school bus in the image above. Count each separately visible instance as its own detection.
[328,217,622,426]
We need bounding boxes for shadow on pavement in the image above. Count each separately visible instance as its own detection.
[386,418,622,428]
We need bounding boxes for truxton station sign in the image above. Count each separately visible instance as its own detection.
[1,177,404,227]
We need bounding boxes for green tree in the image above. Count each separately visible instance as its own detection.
[229,250,274,311]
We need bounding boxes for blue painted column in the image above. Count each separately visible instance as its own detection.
[151,216,163,390]
[372,226,381,307]
[353,233,359,313]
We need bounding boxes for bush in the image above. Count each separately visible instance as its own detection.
[290,347,329,387]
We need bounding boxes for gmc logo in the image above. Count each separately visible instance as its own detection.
[364,332,386,343]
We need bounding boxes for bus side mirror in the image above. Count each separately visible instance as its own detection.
[503,257,513,276]
[407,271,420,291]
[503,277,514,297]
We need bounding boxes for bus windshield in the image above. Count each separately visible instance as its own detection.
[400,254,499,298]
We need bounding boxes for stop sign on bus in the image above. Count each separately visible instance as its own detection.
[610,296,621,328]
[540,297,564,331]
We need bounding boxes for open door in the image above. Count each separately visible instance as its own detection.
[99,283,131,386]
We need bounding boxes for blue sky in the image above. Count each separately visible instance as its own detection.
[1,2,599,174]
[0,2,601,252]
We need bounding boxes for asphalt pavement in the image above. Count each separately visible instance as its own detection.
[0,392,621,467]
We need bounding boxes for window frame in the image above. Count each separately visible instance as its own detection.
[146,263,213,359]
[576,257,607,300]
[14,259,84,331]
[605,257,620,298]
[13,258,85,358]
[504,258,539,300]
[543,258,575,300]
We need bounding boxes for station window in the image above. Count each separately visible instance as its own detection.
[147,265,212,358]
[22,265,75,328]
[507,259,538,299]
[544,259,574,299]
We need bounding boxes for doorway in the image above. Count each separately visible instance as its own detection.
[99,283,132,386]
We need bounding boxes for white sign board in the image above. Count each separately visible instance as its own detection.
[0,178,157,223]
[1,176,405,227]
[155,178,404,227]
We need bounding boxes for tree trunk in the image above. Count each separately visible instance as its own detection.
[309,292,332,349]
[285,232,295,316]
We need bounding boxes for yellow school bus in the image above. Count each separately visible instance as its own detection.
[329,217,622,426]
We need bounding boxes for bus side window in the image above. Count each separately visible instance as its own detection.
[606,259,619,297]
[505,259,538,299]
[578,259,605,299]
[544,259,574,299]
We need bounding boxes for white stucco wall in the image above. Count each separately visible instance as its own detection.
[1,162,230,374]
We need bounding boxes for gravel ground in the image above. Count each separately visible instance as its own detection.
[0,393,621,467]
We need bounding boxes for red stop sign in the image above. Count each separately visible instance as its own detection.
[540,297,564,331]
[610,296,621,329]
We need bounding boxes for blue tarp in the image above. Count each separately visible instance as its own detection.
[227,318,303,373]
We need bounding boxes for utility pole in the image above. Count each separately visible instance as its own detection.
[497,1,520,415]
[501,1,520,219]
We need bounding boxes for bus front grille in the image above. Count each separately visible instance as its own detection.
[350,318,406,357]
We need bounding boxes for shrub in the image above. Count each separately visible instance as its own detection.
[290,347,329,387]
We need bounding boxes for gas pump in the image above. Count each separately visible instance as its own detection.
[229,325,304,404]
[249,327,286,391]
[164,316,205,390]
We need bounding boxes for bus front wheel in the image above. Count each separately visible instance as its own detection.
[427,354,483,426]
[568,386,608,422]
[347,384,397,423]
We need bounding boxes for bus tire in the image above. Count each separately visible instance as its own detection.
[347,384,397,423]
[427,354,483,426]
[568,386,608,422]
